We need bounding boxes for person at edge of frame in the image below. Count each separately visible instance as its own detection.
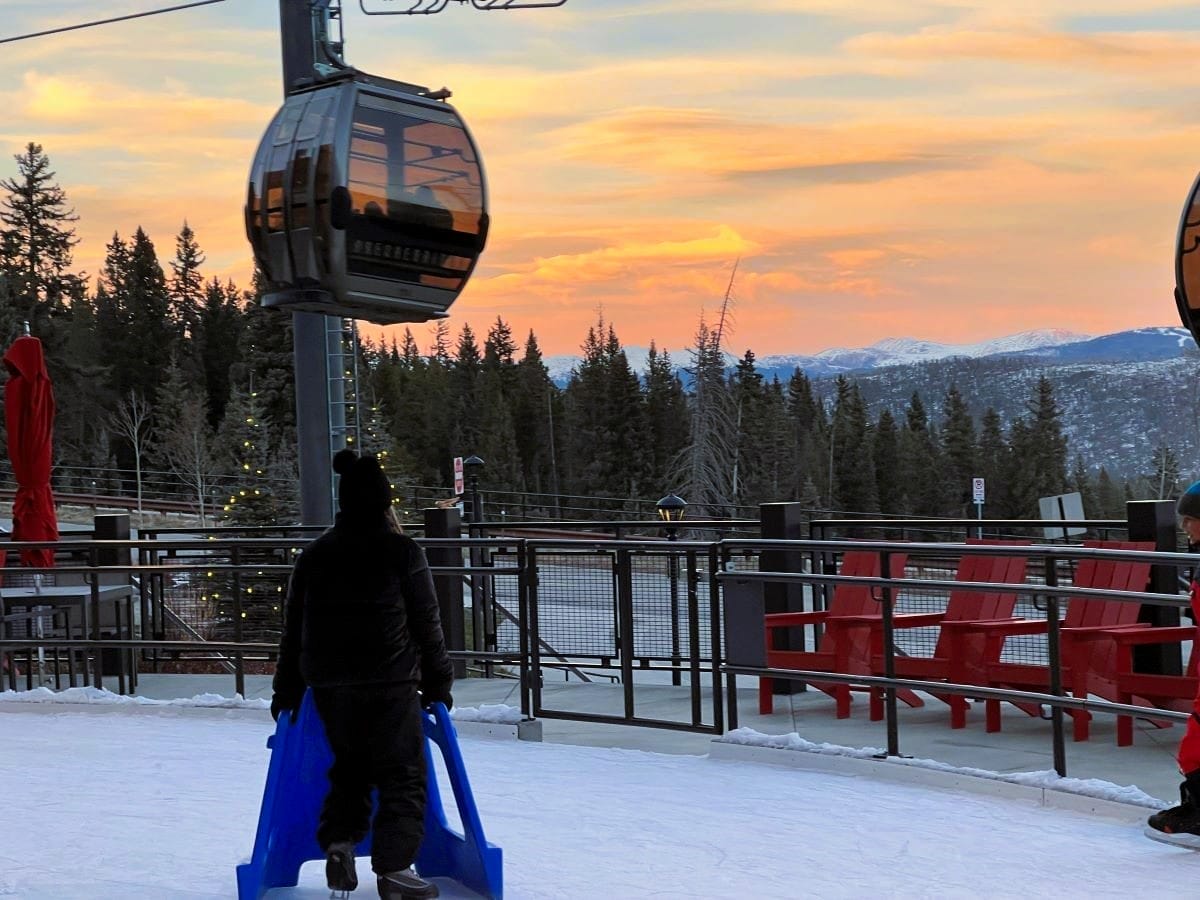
[1146,480,1200,847]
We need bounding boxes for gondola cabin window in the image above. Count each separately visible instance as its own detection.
[346,93,482,292]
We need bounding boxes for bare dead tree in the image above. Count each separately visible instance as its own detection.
[105,390,153,524]
[672,262,740,518]
[158,394,221,526]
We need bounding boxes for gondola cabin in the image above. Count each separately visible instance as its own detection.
[246,73,488,325]
[1176,170,1200,348]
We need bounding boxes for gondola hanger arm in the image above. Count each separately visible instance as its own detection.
[359,0,567,14]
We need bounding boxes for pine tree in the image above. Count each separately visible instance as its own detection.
[897,391,943,516]
[0,142,82,329]
[873,407,902,514]
[99,228,174,404]
[830,377,877,514]
[217,387,285,526]
[1028,375,1070,499]
[674,317,736,517]
[169,222,207,382]
[730,350,765,504]
[754,377,794,505]
[786,368,826,503]
[449,323,483,458]
[977,407,1008,516]
[512,330,563,510]
[941,384,977,508]
[1069,455,1100,518]
[196,279,244,429]
[479,317,523,501]
[641,344,690,498]
[562,320,647,510]
[53,292,113,476]
[1097,466,1126,519]
[231,287,294,459]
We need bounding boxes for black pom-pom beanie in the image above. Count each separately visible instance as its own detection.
[332,449,391,516]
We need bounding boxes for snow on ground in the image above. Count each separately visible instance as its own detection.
[1,694,1197,900]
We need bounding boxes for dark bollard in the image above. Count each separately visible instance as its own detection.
[424,506,467,679]
[1127,500,1182,676]
[759,502,808,696]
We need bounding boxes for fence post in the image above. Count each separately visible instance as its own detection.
[424,506,467,680]
[93,514,132,687]
[759,502,807,698]
[1126,499,1182,676]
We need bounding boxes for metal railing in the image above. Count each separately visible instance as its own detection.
[2,528,1198,768]
[718,538,1196,776]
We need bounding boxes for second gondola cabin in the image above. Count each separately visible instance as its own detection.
[246,73,488,325]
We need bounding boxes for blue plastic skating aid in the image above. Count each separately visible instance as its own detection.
[235,690,503,900]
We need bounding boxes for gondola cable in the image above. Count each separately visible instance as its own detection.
[0,0,227,46]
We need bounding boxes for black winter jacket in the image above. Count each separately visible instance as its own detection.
[272,514,453,704]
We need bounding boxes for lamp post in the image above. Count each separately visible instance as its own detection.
[461,455,490,669]
[656,493,687,686]
[463,455,485,528]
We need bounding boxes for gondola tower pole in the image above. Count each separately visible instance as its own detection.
[279,0,342,526]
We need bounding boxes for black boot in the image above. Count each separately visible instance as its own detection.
[325,841,359,894]
[377,867,439,900]
[1147,770,1200,847]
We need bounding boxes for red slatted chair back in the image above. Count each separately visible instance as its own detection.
[933,539,1030,657]
[1069,539,1154,679]
[1065,540,1152,628]
[824,550,908,618]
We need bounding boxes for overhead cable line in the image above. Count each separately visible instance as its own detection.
[0,0,227,45]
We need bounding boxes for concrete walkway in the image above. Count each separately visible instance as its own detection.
[123,670,1185,804]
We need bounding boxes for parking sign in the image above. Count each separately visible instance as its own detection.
[972,477,985,503]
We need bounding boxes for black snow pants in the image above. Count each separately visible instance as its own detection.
[311,683,427,874]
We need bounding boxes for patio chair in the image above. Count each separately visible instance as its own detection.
[759,548,910,718]
[957,540,1155,740]
[843,539,1031,728]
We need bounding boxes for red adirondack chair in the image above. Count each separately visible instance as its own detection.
[836,539,1031,728]
[956,540,1154,740]
[759,549,910,718]
[1107,624,1198,746]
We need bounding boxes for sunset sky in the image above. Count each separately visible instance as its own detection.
[3,1,1199,359]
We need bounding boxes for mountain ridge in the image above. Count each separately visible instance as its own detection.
[544,325,1189,385]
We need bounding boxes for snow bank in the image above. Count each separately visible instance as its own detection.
[718,726,1165,809]
[0,686,527,724]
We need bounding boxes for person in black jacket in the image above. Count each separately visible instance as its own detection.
[271,449,454,900]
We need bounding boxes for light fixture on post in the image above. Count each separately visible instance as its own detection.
[655,492,687,539]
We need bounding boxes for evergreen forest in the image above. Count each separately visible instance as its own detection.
[0,143,1184,526]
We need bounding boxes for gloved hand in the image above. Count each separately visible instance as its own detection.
[420,681,453,711]
[270,692,301,723]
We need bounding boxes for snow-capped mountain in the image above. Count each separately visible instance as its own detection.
[755,328,1091,379]
[544,326,1191,386]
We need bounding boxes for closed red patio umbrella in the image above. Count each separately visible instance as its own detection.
[4,334,58,568]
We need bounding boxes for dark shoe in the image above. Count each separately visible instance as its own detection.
[326,841,359,892]
[377,867,439,899]
[1146,801,1200,849]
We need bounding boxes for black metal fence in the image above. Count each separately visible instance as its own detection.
[2,514,1198,774]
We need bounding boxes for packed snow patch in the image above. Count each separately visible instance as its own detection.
[718,726,1165,809]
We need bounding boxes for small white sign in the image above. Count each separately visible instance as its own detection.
[972,477,985,503]
[453,456,464,496]
[1039,491,1087,538]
